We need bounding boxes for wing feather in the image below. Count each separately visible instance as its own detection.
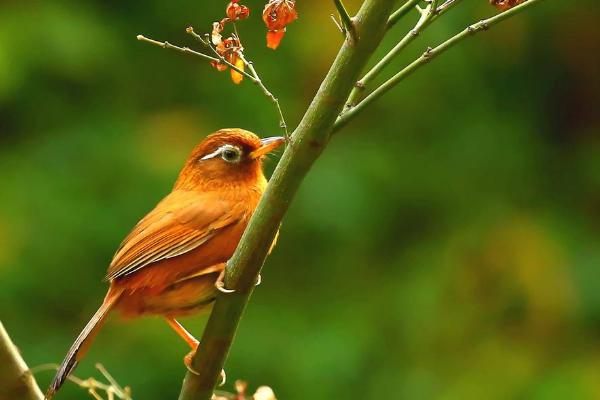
[105,190,241,281]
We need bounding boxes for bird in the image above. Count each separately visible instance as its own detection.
[46,128,285,399]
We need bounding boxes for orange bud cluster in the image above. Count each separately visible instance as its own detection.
[262,0,298,49]
[208,1,252,84]
[490,0,524,10]
[206,0,300,83]
[211,36,245,84]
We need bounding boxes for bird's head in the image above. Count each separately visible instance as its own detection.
[174,128,285,190]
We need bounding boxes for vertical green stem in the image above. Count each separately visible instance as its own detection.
[177,1,397,399]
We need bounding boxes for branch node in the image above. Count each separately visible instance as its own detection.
[333,0,358,44]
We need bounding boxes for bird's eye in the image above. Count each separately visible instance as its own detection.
[220,145,242,163]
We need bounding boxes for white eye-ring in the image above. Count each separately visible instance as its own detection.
[201,144,242,163]
[220,144,242,163]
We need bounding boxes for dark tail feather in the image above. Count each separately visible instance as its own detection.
[46,289,122,399]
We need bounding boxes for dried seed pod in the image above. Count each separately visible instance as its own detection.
[263,0,298,49]
[490,0,524,11]
[211,21,224,45]
[230,56,245,84]
[211,36,245,84]
[266,29,286,49]
[226,1,250,20]
[210,60,228,72]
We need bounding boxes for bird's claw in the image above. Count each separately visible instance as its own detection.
[184,349,226,386]
[215,270,261,293]
[184,350,200,375]
[215,269,235,293]
[219,369,226,386]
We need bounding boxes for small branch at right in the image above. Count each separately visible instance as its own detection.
[387,0,421,29]
[346,0,461,108]
[334,0,547,132]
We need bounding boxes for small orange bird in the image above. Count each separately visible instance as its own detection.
[46,128,284,399]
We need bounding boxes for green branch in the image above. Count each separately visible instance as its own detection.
[387,0,422,29]
[346,0,462,108]
[0,321,43,400]
[177,0,397,399]
[334,0,547,132]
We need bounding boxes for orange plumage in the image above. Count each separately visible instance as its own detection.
[46,128,284,399]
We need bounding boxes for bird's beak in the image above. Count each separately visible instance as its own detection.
[249,136,285,159]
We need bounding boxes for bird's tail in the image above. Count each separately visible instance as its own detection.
[46,288,122,399]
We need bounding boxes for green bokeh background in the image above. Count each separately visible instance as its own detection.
[1,1,599,399]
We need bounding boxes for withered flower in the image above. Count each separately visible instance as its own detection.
[211,36,245,84]
[262,0,298,49]
[211,20,225,46]
[210,60,228,72]
[490,0,524,10]
[226,0,250,20]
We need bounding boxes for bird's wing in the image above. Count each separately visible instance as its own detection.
[105,190,243,281]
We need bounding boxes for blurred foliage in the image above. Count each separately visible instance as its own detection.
[1,0,599,399]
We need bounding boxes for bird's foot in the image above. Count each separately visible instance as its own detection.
[215,269,235,293]
[183,349,226,386]
[215,270,262,293]
[184,349,200,375]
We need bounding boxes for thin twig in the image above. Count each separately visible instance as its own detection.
[437,0,459,13]
[335,0,547,132]
[345,0,461,108]
[30,363,132,400]
[237,52,289,138]
[95,363,126,397]
[139,28,289,137]
[232,22,242,48]
[330,14,345,36]
[187,26,288,139]
[387,0,422,29]
[138,33,256,82]
[333,0,358,43]
[137,35,218,63]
